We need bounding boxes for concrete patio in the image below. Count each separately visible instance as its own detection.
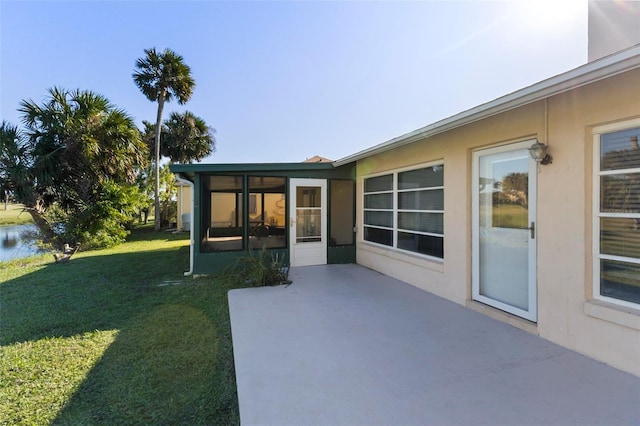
[229,264,640,426]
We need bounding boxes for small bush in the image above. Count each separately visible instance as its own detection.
[224,246,290,286]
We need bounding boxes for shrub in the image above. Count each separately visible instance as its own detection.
[224,246,290,286]
[160,198,177,228]
[45,181,147,249]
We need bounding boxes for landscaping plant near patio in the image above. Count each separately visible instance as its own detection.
[225,246,291,287]
[0,226,247,425]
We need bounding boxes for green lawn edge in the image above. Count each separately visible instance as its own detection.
[0,227,247,425]
[0,204,34,226]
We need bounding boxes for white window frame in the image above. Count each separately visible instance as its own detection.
[362,162,444,261]
[592,118,640,309]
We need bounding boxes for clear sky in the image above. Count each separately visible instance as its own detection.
[1,0,587,164]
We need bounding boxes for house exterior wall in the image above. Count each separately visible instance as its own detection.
[176,184,192,231]
[355,68,640,376]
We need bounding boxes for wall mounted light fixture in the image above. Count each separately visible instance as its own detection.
[528,140,552,165]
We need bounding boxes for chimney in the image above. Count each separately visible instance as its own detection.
[588,0,640,62]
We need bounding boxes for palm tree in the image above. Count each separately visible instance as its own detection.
[137,112,215,225]
[0,121,30,210]
[18,87,148,246]
[162,111,216,164]
[133,48,195,230]
[141,112,216,164]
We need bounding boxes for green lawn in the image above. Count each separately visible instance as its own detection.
[0,227,247,425]
[492,204,528,229]
[0,204,34,226]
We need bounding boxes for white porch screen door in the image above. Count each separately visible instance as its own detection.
[289,178,327,267]
[472,141,537,321]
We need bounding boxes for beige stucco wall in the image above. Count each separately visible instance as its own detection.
[355,68,640,376]
[176,184,192,231]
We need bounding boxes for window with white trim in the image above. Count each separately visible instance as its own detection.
[594,123,640,306]
[363,164,444,259]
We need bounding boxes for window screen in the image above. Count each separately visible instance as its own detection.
[363,164,444,259]
[595,125,640,305]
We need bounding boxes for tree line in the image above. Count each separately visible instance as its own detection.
[0,48,215,250]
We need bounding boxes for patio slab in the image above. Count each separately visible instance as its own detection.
[229,264,640,426]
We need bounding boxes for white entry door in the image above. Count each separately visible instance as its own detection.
[472,141,537,321]
[289,179,327,267]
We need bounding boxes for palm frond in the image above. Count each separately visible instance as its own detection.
[161,111,215,163]
[133,47,195,105]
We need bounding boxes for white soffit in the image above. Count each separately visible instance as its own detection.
[333,45,640,167]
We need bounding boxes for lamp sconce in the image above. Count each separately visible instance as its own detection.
[528,140,552,165]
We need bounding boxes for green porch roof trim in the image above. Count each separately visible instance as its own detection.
[170,162,338,180]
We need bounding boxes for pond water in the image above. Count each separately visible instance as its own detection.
[0,224,44,263]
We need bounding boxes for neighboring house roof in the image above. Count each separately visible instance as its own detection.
[303,155,333,163]
[334,44,640,167]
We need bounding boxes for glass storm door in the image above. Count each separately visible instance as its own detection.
[289,179,327,267]
[472,141,537,321]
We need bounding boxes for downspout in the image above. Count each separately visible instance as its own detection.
[175,175,195,277]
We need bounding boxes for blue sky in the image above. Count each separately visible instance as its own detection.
[1,0,587,163]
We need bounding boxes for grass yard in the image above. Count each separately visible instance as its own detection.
[0,226,247,425]
[0,204,34,226]
[491,204,528,229]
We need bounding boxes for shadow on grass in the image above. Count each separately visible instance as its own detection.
[53,299,239,425]
[1,236,243,425]
[1,246,189,346]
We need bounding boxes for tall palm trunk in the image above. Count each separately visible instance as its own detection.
[26,207,58,249]
[154,92,165,231]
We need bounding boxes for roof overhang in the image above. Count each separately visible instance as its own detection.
[169,162,335,181]
[333,44,640,167]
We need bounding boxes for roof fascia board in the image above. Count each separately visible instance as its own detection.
[170,162,335,173]
[333,45,640,167]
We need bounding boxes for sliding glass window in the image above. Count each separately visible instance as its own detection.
[363,174,394,246]
[249,177,287,249]
[201,175,287,252]
[202,175,244,252]
[363,164,444,259]
[594,123,640,306]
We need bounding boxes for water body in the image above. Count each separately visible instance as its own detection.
[0,224,44,262]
